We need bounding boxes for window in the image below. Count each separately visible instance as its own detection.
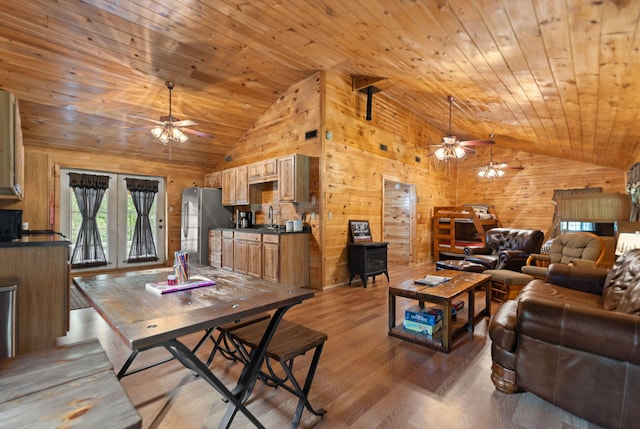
[60,169,166,271]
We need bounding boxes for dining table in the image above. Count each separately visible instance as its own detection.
[73,266,315,429]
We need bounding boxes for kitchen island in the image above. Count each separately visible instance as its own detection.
[0,234,70,355]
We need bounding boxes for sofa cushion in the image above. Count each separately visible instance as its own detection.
[519,280,603,309]
[603,249,640,315]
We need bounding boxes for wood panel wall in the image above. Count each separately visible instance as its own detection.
[1,146,210,273]
[323,70,454,288]
[453,146,627,238]
[212,72,323,288]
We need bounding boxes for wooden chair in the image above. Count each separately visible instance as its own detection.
[203,313,271,366]
[230,318,328,429]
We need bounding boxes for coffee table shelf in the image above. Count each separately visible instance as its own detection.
[388,270,490,353]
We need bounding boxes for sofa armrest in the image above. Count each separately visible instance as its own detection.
[465,246,491,256]
[518,296,640,364]
[498,250,530,270]
[526,253,550,266]
[546,263,608,295]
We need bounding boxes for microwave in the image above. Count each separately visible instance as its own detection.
[0,209,22,241]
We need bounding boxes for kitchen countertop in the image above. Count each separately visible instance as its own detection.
[213,225,311,234]
[0,233,71,248]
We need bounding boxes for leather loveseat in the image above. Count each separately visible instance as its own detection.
[464,228,544,271]
[489,250,640,429]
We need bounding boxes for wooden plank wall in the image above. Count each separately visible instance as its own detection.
[215,72,323,288]
[323,70,454,288]
[4,146,209,271]
[453,146,627,238]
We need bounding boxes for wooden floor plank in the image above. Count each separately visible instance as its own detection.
[59,263,604,428]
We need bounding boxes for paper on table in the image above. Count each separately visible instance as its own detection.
[145,275,216,295]
[414,274,451,286]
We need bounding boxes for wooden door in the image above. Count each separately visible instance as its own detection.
[383,179,415,264]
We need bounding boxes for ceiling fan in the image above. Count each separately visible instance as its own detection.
[130,81,214,145]
[429,95,495,161]
[477,138,524,178]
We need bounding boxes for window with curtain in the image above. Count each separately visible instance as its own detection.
[69,173,110,268]
[126,178,159,263]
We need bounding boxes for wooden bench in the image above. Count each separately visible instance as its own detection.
[230,319,328,429]
[0,339,141,428]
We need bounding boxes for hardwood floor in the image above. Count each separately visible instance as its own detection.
[60,264,603,429]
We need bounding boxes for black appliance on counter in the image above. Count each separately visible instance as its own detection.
[238,211,253,228]
[0,209,22,241]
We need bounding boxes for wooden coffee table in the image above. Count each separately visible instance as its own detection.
[388,269,491,353]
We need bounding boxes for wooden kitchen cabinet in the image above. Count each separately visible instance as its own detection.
[204,171,222,188]
[222,230,234,270]
[233,231,261,277]
[222,168,236,206]
[0,237,70,355]
[248,158,278,184]
[235,164,249,204]
[208,229,222,268]
[277,154,309,202]
[262,234,279,282]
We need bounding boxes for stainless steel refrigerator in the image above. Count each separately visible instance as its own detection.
[180,187,233,265]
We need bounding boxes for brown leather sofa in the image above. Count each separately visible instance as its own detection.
[464,228,544,271]
[489,250,640,429]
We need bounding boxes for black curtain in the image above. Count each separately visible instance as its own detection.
[126,178,159,263]
[69,173,109,268]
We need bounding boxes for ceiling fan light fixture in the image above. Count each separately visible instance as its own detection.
[434,142,465,161]
[478,164,504,178]
[150,125,189,144]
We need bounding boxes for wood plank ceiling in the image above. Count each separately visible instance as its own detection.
[0,0,639,169]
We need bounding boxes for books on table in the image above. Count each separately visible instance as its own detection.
[414,274,451,286]
[404,305,443,335]
[403,319,442,335]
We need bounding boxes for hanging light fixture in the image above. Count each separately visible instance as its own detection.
[150,81,189,145]
[151,125,188,144]
[478,144,504,178]
[435,136,466,160]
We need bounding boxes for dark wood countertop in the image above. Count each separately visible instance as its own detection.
[0,234,70,248]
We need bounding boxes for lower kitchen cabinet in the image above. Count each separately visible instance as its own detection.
[262,234,279,282]
[208,229,222,268]
[233,231,262,277]
[221,230,234,270]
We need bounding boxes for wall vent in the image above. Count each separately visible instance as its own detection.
[415,156,421,163]
[379,144,388,152]
[305,130,318,139]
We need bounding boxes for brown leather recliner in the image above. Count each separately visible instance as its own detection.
[464,228,544,271]
[489,250,640,429]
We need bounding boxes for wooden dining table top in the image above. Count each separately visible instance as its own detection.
[73,266,315,351]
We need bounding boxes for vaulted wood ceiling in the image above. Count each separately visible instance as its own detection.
[1,0,639,170]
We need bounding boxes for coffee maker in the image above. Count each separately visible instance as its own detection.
[238,211,253,228]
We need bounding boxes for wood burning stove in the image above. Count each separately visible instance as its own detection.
[348,242,389,288]
[347,219,389,288]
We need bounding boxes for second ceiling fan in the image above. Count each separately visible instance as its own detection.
[431,95,495,161]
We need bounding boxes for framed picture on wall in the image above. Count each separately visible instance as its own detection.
[349,220,372,242]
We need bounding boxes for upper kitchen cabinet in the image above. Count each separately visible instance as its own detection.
[248,158,278,184]
[235,165,249,204]
[0,90,24,200]
[204,171,222,188]
[222,168,236,205]
[278,154,309,202]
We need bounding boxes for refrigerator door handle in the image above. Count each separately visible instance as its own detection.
[182,201,189,238]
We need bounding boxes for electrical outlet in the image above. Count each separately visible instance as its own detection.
[311,212,316,220]
[328,211,332,220]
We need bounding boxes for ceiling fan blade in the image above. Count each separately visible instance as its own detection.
[459,139,495,146]
[181,128,215,139]
[128,115,165,126]
[125,125,155,131]
[172,119,198,127]
[462,147,476,155]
